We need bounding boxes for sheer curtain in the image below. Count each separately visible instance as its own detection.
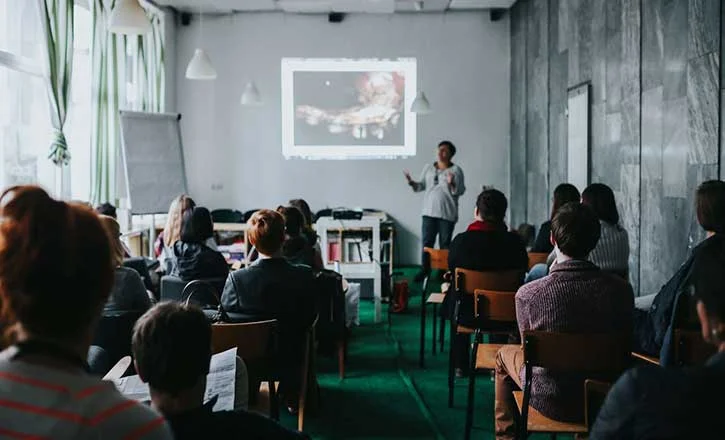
[90,0,164,204]
[36,0,74,172]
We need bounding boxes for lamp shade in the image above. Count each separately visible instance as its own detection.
[109,0,151,35]
[240,82,262,106]
[185,49,217,80]
[410,90,431,114]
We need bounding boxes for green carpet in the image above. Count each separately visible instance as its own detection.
[279,268,574,439]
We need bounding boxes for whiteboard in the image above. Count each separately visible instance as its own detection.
[567,84,590,191]
[119,111,188,214]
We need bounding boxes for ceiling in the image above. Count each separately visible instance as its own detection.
[153,0,518,14]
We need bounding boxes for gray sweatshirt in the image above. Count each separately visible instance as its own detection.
[410,163,466,222]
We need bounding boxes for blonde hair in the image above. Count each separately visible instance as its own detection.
[99,215,125,267]
[162,195,196,247]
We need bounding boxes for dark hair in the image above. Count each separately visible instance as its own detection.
[277,206,305,237]
[581,183,619,225]
[0,186,113,342]
[476,188,507,223]
[692,237,725,323]
[95,202,117,219]
[517,223,535,247]
[438,140,457,158]
[696,180,725,234]
[551,183,581,220]
[551,202,601,259]
[132,302,211,394]
[180,207,214,244]
[289,199,313,226]
[248,209,285,256]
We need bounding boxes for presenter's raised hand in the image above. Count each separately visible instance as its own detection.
[404,170,414,185]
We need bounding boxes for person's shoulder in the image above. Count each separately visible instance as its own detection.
[211,410,310,439]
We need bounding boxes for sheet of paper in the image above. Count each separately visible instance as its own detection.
[113,347,237,412]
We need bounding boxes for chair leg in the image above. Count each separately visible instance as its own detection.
[432,304,438,355]
[269,379,279,421]
[464,343,479,440]
[448,324,456,408]
[419,292,426,368]
[440,314,446,351]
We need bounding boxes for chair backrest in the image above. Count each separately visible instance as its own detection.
[473,289,517,322]
[314,270,346,355]
[527,252,549,270]
[92,310,145,367]
[455,268,524,294]
[211,319,278,359]
[182,278,226,308]
[674,329,716,367]
[160,275,186,302]
[522,331,631,373]
[122,257,153,291]
[424,247,449,271]
[211,209,243,223]
[243,209,261,223]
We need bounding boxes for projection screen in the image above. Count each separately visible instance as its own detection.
[281,58,417,160]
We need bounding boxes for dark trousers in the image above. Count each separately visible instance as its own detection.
[421,215,455,273]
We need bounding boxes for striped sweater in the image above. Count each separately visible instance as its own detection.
[589,221,629,273]
[515,260,634,422]
[0,349,172,439]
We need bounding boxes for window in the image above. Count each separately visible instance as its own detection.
[0,0,55,193]
[0,0,92,199]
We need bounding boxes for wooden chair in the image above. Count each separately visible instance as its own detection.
[514,331,631,439]
[448,268,524,407]
[464,289,519,439]
[419,247,449,368]
[673,329,716,366]
[297,316,319,432]
[631,291,700,366]
[211,319,280,421]
[527,252,549,270]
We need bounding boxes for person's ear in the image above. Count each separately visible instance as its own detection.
[549,231,556,247]
[474,207,480,218]
[697,301,711,344]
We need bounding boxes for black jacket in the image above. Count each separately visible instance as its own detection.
[166,401,309,440]
[172,241,229,282]
[590,351,725,439]
[532,220,554,253]
[444,225,528,323]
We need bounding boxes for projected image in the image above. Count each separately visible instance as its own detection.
[282,58,417,160]
[294,71,405,146]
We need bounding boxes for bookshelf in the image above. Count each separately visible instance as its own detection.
[316,216,394,323]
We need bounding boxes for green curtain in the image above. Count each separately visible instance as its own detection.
[37,0,74,166]
[90,0,165,204]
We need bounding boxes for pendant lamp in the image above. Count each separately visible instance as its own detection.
[410,90,431,114]
[240,82,262,106]
[109,0,151,35]
[186,9,217,80]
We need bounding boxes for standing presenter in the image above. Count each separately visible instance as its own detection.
[404,140,465,282]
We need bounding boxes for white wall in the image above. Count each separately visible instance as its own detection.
[175,12,510,264]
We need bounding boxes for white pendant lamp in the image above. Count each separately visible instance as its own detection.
[186,49,217,80]
[240,82,262,106]
[109,0,151,35]
[410,90,431,114]
[186,8,217,80]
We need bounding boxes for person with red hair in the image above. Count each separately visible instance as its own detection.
[0,186,171,439]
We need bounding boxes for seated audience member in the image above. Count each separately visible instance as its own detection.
[634,180,725,364]
[289,198,324,268]
[221,210,317,406]
[172,207,229,282]
[591,236,725,439]
[0,186,171,438]
[527,183,629,282]
[99,215,152,315]
[495,202,633,439]
[516,223,535,250]
[99,215,151,315]
[277,205,320,269]
[581,183,629,277]
[532,183,580,253]
[446,189,528,375]
[156,194,196,273]
[132,302,307,440]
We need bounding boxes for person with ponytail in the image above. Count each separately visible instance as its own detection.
[220,209,317,411]
[0,186,171,439]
